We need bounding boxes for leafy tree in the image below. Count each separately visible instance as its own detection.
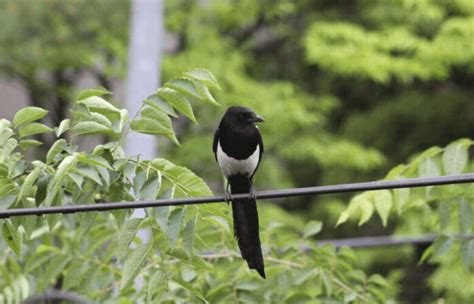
[0,70,392,303]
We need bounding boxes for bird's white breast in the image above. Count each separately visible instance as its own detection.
[217,141,259,178]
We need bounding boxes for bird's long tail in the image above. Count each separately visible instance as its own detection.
[229,174,265,279]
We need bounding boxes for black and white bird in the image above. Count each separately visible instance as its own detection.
[213,106,266,278]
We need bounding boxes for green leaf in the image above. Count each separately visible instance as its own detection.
[432,235,454,257]
[13,107,48,128]
[1,138,18,162]
[38,255,71,291]
[116,218,144,259]
[303,220,323,238]
[77,96,120,113]
[374,190,393,226]
[74,166,103,186]
[18,122,53,138]
[17,166,41,201]
[393,187,410,215]
[78,211,98,240]
[78,154,113,170]
[418,158,440,178]
[131,106,179,145]
[46,139,67,164]
[121,241,153,289]
[165,78,202,101]
[192,79,220,105]
[157,87,197,123]
[55,119,71,137]
[358,197,374,226]
[44,154,78,207]
[459,199,473,234]
[321,269,333,296]
[336,210,350,227]
[156,206,170,232]
[19,139,43,149]
[460,239,474,268]
[144,94,178,117]
[71,121,112,135]
[167,207,185,248]
[0,177,17,200]
[3,220,23,256]
[146,269,168,303]
[184,68,221,90]
[77,86,113,101]
[438,202,451,231]
[183,216,197,257]
[173,277,208,303]
[442,141,469,175]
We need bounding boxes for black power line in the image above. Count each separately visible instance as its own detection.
[0,173,473,219]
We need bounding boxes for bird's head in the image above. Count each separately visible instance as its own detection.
[223,106,265,127]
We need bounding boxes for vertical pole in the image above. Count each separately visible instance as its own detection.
[125,0,163,238]
[125,0,162,160]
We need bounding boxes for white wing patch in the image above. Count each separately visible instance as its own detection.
[217,141,260,178]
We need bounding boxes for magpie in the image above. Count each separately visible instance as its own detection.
[213,106,266,279]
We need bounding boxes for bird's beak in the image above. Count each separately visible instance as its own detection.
[253,114,265,123]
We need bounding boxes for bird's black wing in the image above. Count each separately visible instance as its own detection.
[212,127,220,161]
[250,130,264,179]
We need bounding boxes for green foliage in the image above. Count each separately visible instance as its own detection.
[0,71,390,302]
[337,139,474,277]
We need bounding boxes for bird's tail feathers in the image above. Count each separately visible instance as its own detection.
[229,174,266,279]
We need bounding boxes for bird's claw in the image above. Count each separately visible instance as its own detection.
[224,183,232,203]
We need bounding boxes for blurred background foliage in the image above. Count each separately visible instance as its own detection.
[0,0,473,302]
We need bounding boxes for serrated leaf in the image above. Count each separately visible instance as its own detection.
[157,88,196,123]
[146,269,168,303]
[131,106,179,145]
[459,199,473,234]
[183,216,197,257]
[438,202,451,231]
[192,79,220,105]
[443,141,468,175]
[165,78,202,101]
[117,218,143,259]
[144,94,178,117]
[19,139,43,149]
[77,211,98,240]
[55,119,70,137]
[18,122,53,138]
[303,220,323,238]
[167,207,185,248]
[374,190,392,226]
[139,175,161,200]
[121,241,153,289]
[184,68,221,90]
[72,121,112,135]
[13,107,48,128]
[77,87,113,101]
